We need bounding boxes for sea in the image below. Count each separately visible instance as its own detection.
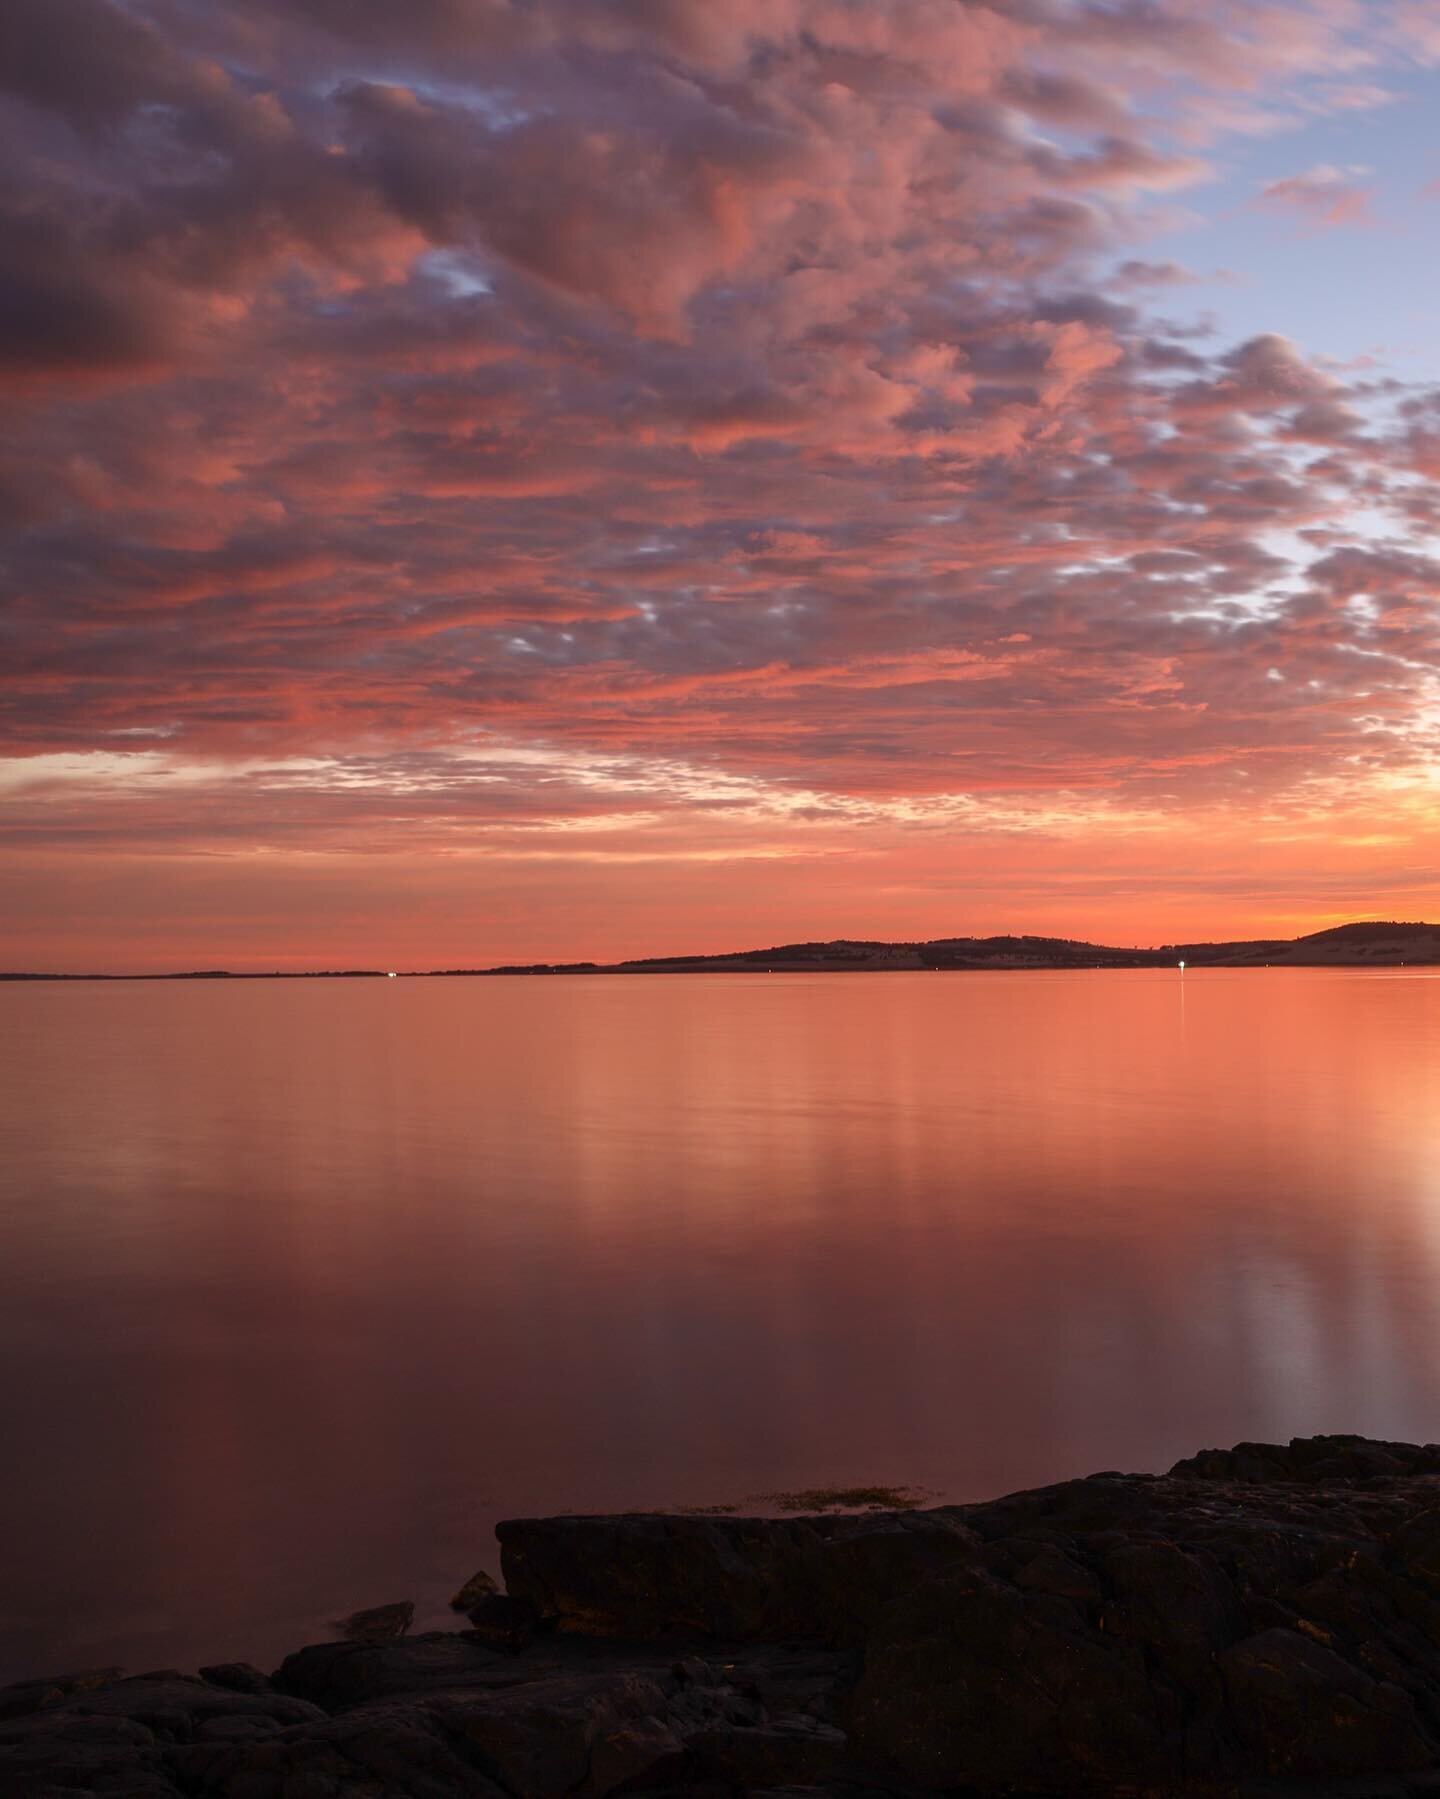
[3,967,1440,1682]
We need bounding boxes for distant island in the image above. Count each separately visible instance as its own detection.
[6,920,1440,980]
[475,919,1440,975]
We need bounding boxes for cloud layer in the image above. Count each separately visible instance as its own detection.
[3,0,1440,964]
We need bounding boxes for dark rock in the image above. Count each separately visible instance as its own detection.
[0,1666,125,1720]
[1170,1433,1440,1485]
[0,1673,323,1799]
[274,1630,509,1710]
[685,1718,848,1787]
[178,1702,511,1797]
[437,1670,682,1796]
[197,1661,272,1695]
[17,1436,1440,1796]
[208,1656,784,1797]
[202,1641,844,1797]
[715,1645,856,1727]
[497,1506,976,1643]
[1217,1627,1431,1777]
[15,1672,324,1737]
[333,1598,415,1641]
[847,1449,1440,1792]
[463,1591,543,1649]
[849,1558,1174,1790]
[0,1710,174,1799]
[451,1568,500,1610]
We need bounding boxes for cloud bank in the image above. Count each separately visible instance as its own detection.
[3,0,1440,964]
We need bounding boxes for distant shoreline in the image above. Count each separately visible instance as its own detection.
[6,919,1440,980]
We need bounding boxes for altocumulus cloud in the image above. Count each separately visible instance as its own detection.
[3,0,1440,962]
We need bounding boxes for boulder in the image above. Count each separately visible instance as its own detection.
[333,1599,415,1642]
[451,1568,500,1610]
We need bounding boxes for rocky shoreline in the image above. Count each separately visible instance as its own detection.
[12,1436,1440,1795]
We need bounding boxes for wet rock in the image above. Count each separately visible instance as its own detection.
[451,1568,500,1610]
[333,1599,415,1642]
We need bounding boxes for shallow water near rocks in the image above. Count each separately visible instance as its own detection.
[3,966,1440,1683]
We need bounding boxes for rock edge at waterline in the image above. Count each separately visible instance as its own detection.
[10,1434,1440,1795]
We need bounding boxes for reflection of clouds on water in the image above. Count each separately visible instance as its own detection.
[4,968,1440,1680]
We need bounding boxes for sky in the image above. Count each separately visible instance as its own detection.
[4,0,1440,971]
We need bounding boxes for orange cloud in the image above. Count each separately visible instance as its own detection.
[3,0,1439,965]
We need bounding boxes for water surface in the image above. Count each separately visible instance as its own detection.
[3,968,1440,1681]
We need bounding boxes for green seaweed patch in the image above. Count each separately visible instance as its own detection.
[754,1484,935,1514]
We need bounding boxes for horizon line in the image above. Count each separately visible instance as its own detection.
[5,918,1438,982]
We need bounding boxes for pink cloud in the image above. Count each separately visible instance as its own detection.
[2,0,1438,964]
[1256,163,1376,227]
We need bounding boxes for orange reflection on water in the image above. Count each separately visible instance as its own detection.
[2,966,1440,1679]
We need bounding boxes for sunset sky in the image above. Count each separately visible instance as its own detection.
[5,0,1440,970]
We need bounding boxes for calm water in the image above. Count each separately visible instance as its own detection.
[3,968,1440,1681]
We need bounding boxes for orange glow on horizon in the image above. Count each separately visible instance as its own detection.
[4,4,1440,962]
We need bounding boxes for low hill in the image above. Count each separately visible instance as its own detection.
[473,922,1440,975]
[9,924,1440,980]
